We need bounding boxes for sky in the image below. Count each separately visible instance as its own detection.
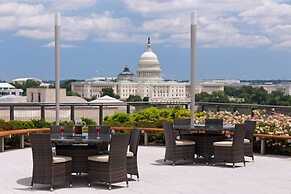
[0,0,291,81]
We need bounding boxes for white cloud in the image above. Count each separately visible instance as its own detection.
[16,29,52,39]
[124,0,198,14]
[0,2,44,16]
[50,0,96,11]
[0,2,133,44]
[43,41,77,48]
[0,0,290,50]
[123,0,291,49]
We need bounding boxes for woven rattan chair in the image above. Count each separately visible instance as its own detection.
[213,124,246,167]
[50,125,60,135]
[163,122,195,165]
[205,119,223,128]
[173,118,195,146]
[88,134,130,190]
[88,125,111,137]
[88,125,111,154]
[30,133,72,191]
[100,125,112,135]
[64,125,74,135]
[173,118,191,129]
[244,120,256,160]
[127,129,141,180]
[88,125,98,139]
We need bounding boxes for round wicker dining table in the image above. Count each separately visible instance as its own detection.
[51,134,110,174]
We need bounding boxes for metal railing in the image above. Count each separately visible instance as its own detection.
[1,101,291,124]
[0,102,189,124]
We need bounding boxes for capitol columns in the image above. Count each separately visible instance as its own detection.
[190,11,198,126]
[55,13,61,125]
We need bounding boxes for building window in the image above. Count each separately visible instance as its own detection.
[38,93,41,102]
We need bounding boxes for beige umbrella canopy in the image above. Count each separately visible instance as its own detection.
[89,95,124,104]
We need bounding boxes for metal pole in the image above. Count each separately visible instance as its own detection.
[41,105,45,121]
[99,105,103,125]
[190,11,197,126]
[70,105,75,123]
[10,105,14,121]
[55,13,61,125]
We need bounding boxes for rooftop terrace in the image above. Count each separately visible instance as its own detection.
[1,146,290,194]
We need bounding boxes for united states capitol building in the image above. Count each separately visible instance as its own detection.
[71,37,224,102]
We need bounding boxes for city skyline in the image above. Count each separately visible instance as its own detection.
[0,0,291,81]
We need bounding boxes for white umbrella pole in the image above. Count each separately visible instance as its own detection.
[55,13,61,125]
[190,11,197,126]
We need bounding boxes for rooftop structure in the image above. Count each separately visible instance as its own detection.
[0,83,23,97]
[0,83,15,89]
[0,95,26,103]
[26,88,87,103]
[117,66,135,81]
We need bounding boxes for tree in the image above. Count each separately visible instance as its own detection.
[127,95,142,102]
[66,91,80,97]
[60,79,83,96]
[12,80,41,95]
[143,97,149,102]
[197,86,291,106]
[196,91,229,103]
[101,88,120,99]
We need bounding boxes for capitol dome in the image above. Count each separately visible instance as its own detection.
[137,37,162,81]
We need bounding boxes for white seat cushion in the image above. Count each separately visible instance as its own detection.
[175,140,195,146]
[244,138,250,144]
[213,141,233,147]
[88,155,109,163]
[53,155,72,164]
[127,151,134,157]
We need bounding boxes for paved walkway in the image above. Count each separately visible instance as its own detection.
[0,146,291,194]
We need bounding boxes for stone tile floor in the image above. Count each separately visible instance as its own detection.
[0,146,291,194]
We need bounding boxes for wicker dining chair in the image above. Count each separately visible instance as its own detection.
[100,125,112,135]
[173,118,195,144]
[127,129,141,180]
[88,125,111,154]
[50,125,60,135]
[30,133,72,191]
[64,125,74,135]
[244,120,256,160]
[88,125,111,136]
[88,134,130,190]
[205,119,223,128]
[88,125,98,139]
[173,118,191,129]
[213,124,246,167]
[163,122,195,165]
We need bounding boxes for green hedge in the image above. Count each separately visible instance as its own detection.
[0,118,96,131]
[0,118,96,148]
[0,119,44,131]
[104,107,193,128]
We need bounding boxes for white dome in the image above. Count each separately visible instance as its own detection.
[137,37,162,81]
[140,51,158,59]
